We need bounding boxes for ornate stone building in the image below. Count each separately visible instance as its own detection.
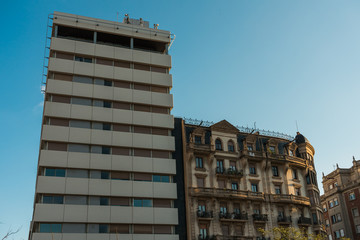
[321,158,360,240]
[177,119,323,240]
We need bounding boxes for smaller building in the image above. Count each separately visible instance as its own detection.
[321,158,360,240]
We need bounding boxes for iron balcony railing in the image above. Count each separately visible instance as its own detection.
[190,187,264,200]
[198,235,217,240]
[216,167,244,177]
[253,214,268,222]
[298,216,312,225]
[197,210,213,218]
[277,216,292,223]
[219,212,248,220]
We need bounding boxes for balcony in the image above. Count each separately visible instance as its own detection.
[188,142,212,153]
[198,235,217,240]
[277,216,292,224]
[197,210,213,219]
[219,212,248,222]
[241,150,264,159]
[270,194,310,206]
[216,168,244,178]
[190,187,264,200]
[298,216,312,226]
[252,214,268,222]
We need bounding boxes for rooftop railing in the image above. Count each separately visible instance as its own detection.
[183,118,294,141]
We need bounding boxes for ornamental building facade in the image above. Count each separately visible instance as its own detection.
[321,158,360,240]
[175,119,324,240]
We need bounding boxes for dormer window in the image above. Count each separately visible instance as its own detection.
[228,141,235,152]
[289,150,294,156]
[195,136,202,144]
[215,139,222,150]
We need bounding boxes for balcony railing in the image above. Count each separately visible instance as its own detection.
[253,214,268,222]
[190,187,264,200]
[298,216,312,225]
[198,235,217,240]
[270,194,310,206]
[216,167,244,177]
[197,210,213,219]
[277,216,292,223]
[188,142,212,152]
[219,211,248,221]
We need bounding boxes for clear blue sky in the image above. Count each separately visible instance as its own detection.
[1,0,360,239]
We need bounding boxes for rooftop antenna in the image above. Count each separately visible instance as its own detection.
[254,122,257,130]
[117,12,119,22]
[295,120,299,132]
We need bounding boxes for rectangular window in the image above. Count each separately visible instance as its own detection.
[249,165,256,175]
[329,184,334,190]
[65,196,87,205]
[99,224,109,233]
[331,215,337,224]
[352,208,359,217]
[73,76,92,84]
[110,224,129,234]
[133,149,151,157]
[47,142,68,151]
[289,150,294,156]
[134,173,152,181]
[334,230,340,239]
[334,198,339,206]
[110,197,129,206]
[71,97,92,106]
[196,157,203,168]
[43,195,64,204]
[112,147,130,156]
[198,200,206,212]
[340,229,344,237]
[356,225,360,233]
[154,225,171,234]
[337,213,342,222]
[295,188,301,196]
[134,199,152,207]
[231,182,238,190]
[75,55,92,63]
[153,199,171,208]
[350,192,356,200]
[230,161,236,171]
[247,144,255,156]
[39,223,62,233]
[275,185,281,195]
[272,166,279,177]
[111,172,129,180]
[217,160,224,173]
[220,202,227,214]
[133,225,152,234]
[194,136,202,144]
[153,175,170,183]
[329,200,334,208]
[45,168,66,177]
[251,183,258,192]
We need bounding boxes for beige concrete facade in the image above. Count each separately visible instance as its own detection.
[29,12,178,240]
[181,119,323,240]
[321,159,360,240]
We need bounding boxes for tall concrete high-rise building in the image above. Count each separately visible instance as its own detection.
[321,158,360,240]
[29,12,178,240]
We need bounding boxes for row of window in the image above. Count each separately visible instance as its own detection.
[195,157,298,180]
[52,51,168,73]
[55,25,167,53]
[47,117,169,136]
[37,222,172,234]
[43,168,171,182]
[197,177,302,195]
[39,194,171,208]
[49,94,169,114]
[50,72,169,93]
[44,141,170,158]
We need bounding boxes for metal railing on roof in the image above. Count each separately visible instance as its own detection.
[182,117,294,141]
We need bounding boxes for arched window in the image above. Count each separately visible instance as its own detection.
[215,139,222,150]
[228,141,235,152]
